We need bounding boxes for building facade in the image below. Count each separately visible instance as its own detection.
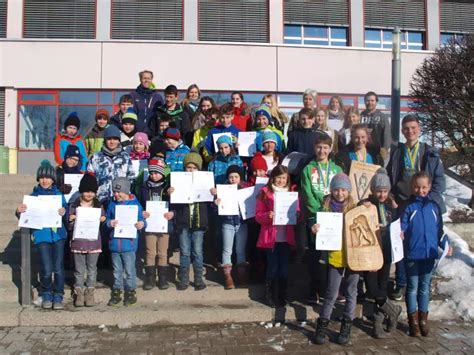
[0,0,472,173]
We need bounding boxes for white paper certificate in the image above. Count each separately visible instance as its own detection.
[38,195,63,228]
[237,186,258,220]
[115,205,138,239]
[192,171,215,202]
[273,192,298,225]
[238,131,257,157]
[315,212,343,251]
[212,132,233,153]
[18,195,44,229]
[73,207,101,240]
[255,177,269,189]
[390,219,404,263]
[170,172,194,204]
[64,174,84,202]
[217,184,239,216]
[145,201,169,233]
[132,160,148,177]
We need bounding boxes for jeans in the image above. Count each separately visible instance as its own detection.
[111,251,136,291]
[221,223,248,265]
[179,228,205,270]
[73,253,99,288]
[395,259,407,288]
[38,240,66,300]
[405,259,435,314]
[265,242,289,279]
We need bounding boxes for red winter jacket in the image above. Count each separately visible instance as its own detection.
[232,103,252,132]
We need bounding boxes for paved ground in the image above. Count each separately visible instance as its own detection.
[0,319,472,354]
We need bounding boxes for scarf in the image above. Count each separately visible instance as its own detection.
[330,198,345,213]
[130,150,150,160]
[102,144,122,157]
[272,184,289,192]
[61,161,82,174]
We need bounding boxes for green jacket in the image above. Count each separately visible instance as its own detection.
[85,124,107,158]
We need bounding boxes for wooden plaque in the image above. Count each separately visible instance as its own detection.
[349,161,381,203]
[344,205,383,271]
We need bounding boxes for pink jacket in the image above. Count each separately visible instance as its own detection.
[255,186,299,249]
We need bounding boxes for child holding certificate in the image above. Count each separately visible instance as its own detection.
[208,135,243,184]
[106,177,145,306]
[16,160,67,310]
[67,173,105,307]
[311,173,357,345]
[255,165,299,308]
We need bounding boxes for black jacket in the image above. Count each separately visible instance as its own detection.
[148,104,192,146]
[172,202,209,232]
[287,128,328,156]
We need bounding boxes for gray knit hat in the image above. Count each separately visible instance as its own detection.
[330,173,352,192]
[112,177,131,194]
[370,168,391,191]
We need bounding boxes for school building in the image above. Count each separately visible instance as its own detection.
[0,0,472,173]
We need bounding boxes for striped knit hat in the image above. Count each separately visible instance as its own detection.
[148,158,166,176]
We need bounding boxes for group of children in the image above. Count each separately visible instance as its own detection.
[16,88,452,345]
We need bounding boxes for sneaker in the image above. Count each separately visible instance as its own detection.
[107,289,122,306]
[123,290,137,306]
[52,295,64,310]
[390,286,405,301]
[42,294,53,309]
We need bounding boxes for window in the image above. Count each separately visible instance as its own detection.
[440,32,465,46]
[364,29,424,50]
[0,0,6,38]
[284,25,348,47]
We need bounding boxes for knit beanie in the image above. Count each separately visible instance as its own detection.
[104,125,122,139]
[79,173,98,193]
[330,173,352,192]
[262,130,278,145]
[370,168,391,191]
[148,158,166,176]
[133,132,149,149]
[164,127,181,141]
[250,152,268,172]
[63,144,81,160]
[95,108,110,122]
[216,135,233,147]
[36,160,56,183]
[255,105,272,123]
[183,150,203,170]
[64,112,81,130]
[112,177,131,194]
[226,165,244,181]
[122,108,138,125]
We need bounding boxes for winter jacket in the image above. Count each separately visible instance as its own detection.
[130,85,164,132]
[401,195,447,260]
[172,202,209,232]
[110,111,123,129]
[335,143,383,174]
[192,126,212,163]
[53,134,88,171]
[120,131,135,153]
[255,186,298,249]
[255,126,285,152]
[85,124,107,158]
[149,104,192,145]
[87,148,135,203]
[387,142,446,213]
[208,154,244,184]
[67,197,105,252]
[165,142,190,172]
[232,103,252,132]
[300,159,343,219]
[287,128,328,156]
[138,178,170,207]
[106,195,145,253]
[360,109,391,151]
[27,185,67,245]
[204,124,240,156]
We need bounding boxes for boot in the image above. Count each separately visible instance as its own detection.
[143,266,156,291]
[222,264,235,290]
[236,263,249,287]
[418,311,430,337]
[314,318,329,345]
[107,289,122,306]
[337,317,353,345]
[380,300,402,332]
[123,289,137,306]
[408,312,421,337]
[84,287,97,307]
[157,266,169,290]
[177,266,189,291]
[373,311,386,339]
[278,277,288,307]
[264,279,275,308]
[74,287,84,307]
[193,266,206,291]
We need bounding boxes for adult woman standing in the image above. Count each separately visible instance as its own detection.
[288,89,318,132]
[338,107,361,148]
[260,94,289,133]
[182,84,202,118]
[231,91,252,132]
[327,95,345,131]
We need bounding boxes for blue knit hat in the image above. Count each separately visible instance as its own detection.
[262,130,278,145]
[216,135,233,147]
[255,105,272,123]
[104,125,122,139]
[64,144,80,160]
[330,173,352,192]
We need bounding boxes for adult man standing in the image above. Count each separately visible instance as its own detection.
[130,70,164,133]
[360,91,391,159]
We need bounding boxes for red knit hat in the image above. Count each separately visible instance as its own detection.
[250,152,268,172]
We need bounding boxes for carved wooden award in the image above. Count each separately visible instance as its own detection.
[349,161,381,203]
[344,205,383,271]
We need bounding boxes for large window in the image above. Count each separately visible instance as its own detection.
[440,32,465,46]
[284,25,348,47]
[365,29,424,50]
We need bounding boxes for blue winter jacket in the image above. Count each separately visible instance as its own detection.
[401,195,447,260]
[29,185,67,245]
[165,142,190,172]
[204,124,240,155]
[208,154,244,184]
[106,196,145,253]
[129,85,164,133]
